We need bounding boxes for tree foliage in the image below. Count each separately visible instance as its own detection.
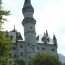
[30,53,62,65]
[0,0,10,30]
[12,60,25,65]
[0,0,11,65]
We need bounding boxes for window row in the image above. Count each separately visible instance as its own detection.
[10,47,16,50]
[9,54,17,58]
[37,46,55,52]
[6,35,13,40]
[10,44,23,50]
[9,52,24,58]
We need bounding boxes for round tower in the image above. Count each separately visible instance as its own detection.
[22,0,37,64]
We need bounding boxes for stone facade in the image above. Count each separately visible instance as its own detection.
[4,0,58,65]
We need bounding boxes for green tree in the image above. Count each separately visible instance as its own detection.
[0,0,11,65]
[12,60,25,65]
[0,0,10,30]
[30,53,62,65]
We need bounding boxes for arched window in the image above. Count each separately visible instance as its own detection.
[52,48,54,52]
[10,35,13,40]
[28,42,30,46]
[21,52,23,56]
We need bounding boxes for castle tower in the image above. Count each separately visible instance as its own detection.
[22,0,37,64]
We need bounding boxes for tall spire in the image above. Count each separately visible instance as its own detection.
[25,0,31,4]
[22,0,34,14]
[46,30,48,37]
[14,25,15,31]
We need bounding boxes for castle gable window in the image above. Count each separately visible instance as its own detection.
[10,35,13,40]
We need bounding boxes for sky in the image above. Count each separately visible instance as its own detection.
[2,0,65,56]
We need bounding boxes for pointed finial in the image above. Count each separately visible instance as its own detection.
[24,0,31,5]
[46,30,48,37]
[53,34,57,45]
[22,0,34,14]
[44,32,46,36]
[14,25,15,30]
[25,0,30,3]
[53,34,56,40]
[13,25,16,32]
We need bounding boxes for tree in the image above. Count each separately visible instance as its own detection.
[0,0,10,30]
[30,53,62,65]
[0,0,11,65]
[12,60,25,65]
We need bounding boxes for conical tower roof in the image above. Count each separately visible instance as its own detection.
[22,0,34,14]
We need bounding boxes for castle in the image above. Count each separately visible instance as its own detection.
[4,0,58,65]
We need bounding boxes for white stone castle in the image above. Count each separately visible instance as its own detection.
[4,0,58,65]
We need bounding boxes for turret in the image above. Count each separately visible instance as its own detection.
[53,35,57,45]
[46,30,48,37]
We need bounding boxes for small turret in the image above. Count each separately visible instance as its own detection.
[36,35,39,42]
[46,30,48,37]
[11,25,16,32]
[53,35,57,45]
[42,32,47,44]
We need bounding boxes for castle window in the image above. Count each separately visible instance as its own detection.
[37,46,39,50]
[14,54,17,58]
[13,47,16,50]
[42,48,45,50]
[32,48,34,50]
[10,35,13,40]
[28,43,30,46]
[52,48,54,51]
[20,44,23,48]
[31,26,32,29]
[29,56,31,59]
[21,52,23,56]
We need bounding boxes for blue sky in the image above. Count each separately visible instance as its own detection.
[2,0,65,56]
